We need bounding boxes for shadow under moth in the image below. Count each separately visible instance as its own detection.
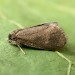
[8,22,72,75]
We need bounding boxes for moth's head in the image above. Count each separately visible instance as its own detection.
[8,31,17,45]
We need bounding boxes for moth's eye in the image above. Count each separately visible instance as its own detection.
[12,37,16,40]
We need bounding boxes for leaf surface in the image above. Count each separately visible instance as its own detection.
[0,0,75,75]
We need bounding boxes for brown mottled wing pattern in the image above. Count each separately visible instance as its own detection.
[15,23,66,50]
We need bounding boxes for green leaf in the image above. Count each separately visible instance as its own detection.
[0,0,75,75]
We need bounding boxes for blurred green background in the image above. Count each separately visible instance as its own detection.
[0,0,75,75]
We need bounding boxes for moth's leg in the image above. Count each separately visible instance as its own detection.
[15,39,25,54]
[17,45,25,54]
[55,51,72,75]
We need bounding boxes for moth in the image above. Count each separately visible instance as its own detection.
[8,22,67,50]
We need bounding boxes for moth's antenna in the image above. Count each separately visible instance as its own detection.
[17,45,25,54]
[55,51,72,75]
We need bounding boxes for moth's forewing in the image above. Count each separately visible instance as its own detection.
[15,23,66,50]
[15,23,49,49]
